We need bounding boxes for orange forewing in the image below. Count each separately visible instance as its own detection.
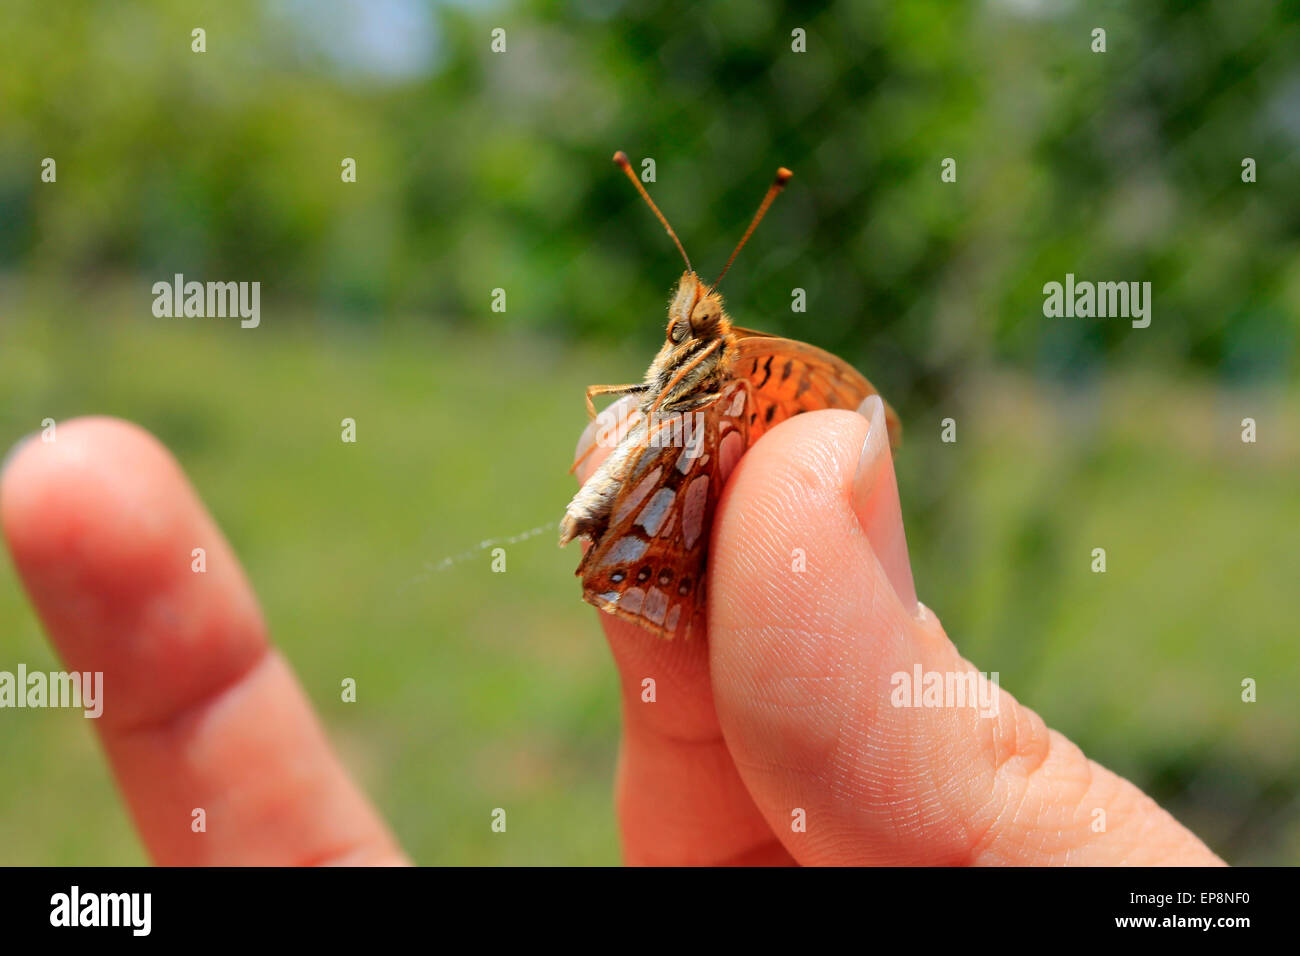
[732,328,902,449]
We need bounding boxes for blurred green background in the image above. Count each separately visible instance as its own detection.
[1,0,1297,864]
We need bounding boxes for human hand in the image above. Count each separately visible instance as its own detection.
[1,419,406,865]
[574,396,1225,866]
[2,409,1226,866]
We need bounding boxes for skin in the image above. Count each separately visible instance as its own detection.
[1,414,1223,865]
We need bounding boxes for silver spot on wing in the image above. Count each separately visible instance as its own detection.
[718,430,744,486]
[681,475,710,550]
[637,487,676,537]
[613,466,663,526]
[643,588,669,625]
[603,536,649,566]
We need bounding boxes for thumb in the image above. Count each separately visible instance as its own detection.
[707,398,1223,866]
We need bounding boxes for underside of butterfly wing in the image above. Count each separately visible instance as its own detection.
[575,379,753,639]
[732,329,902,448]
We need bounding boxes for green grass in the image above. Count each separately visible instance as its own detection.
[1,281,1297,864]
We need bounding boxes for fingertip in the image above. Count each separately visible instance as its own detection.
[709,409,908,655]
[2,415,267,732]
[705,413,1220,866]
[3,417,228,610]
[704,410,943,862]
[3,417,175,558]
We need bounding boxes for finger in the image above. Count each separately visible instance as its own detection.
[1,418,406,865]
[707,400,1224,866]
[570,400,793,865]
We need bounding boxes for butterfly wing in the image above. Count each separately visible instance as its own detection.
[572,332,898,640]
[732,328,902,449]
[575,379,753,640]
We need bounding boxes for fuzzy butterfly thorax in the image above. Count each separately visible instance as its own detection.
[560,155,901,640]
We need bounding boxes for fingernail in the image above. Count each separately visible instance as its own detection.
[1,433,36,478]
[853,395,919,616]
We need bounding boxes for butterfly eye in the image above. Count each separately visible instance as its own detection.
[690,300,721,337]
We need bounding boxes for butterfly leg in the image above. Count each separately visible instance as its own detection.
[584,383,649,420]
[659,391,723,414]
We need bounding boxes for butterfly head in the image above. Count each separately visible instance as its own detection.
[667,271,730,345]
[610,151,791,352]
[610,151,792,410]
[639,271,737,410]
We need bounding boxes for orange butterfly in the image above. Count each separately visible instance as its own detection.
[559,152,901,639]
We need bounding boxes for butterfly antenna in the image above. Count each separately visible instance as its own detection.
[613,151,692,273]
[708,167,793,294]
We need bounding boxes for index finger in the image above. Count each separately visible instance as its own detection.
[571,400,793,865]
[1,418,405,865]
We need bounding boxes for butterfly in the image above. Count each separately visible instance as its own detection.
[559,152,901,640]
